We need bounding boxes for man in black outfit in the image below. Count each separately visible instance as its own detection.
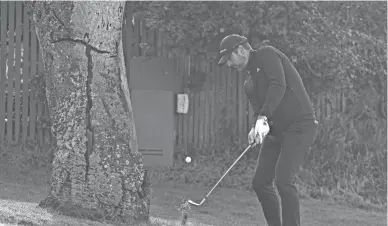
[218,34,319,226]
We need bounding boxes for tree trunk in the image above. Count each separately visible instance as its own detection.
[28,2,151,224]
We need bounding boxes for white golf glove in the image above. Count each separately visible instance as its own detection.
[248,128,257,147]
[252,116,270,145]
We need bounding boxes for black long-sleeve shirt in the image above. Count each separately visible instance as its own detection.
[244,46,315,136]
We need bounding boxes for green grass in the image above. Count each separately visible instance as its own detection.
[0,165,386,226]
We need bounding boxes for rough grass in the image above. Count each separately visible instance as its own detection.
[159,145,386,213]
[0,199,203,226]
[0,164,386,226]
[0,141,386,225]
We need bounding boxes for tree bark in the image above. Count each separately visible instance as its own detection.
[28,2,151,224]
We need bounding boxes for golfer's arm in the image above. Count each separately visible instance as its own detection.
[246,95,261,128]
[258,48,286,119]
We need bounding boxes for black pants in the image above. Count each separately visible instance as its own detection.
[252,119,318,226]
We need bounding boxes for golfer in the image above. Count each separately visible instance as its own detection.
[218,34,318,226]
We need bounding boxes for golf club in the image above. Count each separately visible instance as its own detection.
[188,143,254,206]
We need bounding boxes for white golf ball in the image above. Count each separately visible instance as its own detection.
[185,156,191,163]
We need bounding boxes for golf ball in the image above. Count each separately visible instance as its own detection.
[185,156,191,163]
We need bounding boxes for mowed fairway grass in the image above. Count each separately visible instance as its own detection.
[0,165,386,226]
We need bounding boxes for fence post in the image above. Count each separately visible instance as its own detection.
[21,3,31,143]
[13,2,23,143]
[0,2,8,142]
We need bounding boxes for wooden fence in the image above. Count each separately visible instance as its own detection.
[0,2,50,146]
[0,2,346,150]
[121,10,254,147]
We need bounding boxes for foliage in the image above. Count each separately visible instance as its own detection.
[134,2,387,209]
[132,1,386,93]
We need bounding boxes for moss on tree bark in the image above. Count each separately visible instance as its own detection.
[28,2,151,224]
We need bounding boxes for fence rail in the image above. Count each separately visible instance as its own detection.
[0,2,346,150]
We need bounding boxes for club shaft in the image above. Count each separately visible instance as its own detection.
[204,144,252,198]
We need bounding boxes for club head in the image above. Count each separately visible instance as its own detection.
[188,198,205,206]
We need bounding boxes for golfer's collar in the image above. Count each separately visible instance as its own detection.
[246,50,258,72]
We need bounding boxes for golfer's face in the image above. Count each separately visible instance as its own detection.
[227,52,245,72]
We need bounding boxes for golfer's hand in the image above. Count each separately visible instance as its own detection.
[248,127,257,147]
[254,116,270,145]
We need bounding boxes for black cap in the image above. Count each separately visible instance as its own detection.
[217,34,248,66]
